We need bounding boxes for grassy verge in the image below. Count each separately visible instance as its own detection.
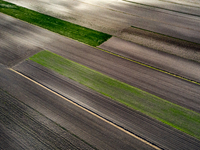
[0,0,111,46]
[29,50,200,140]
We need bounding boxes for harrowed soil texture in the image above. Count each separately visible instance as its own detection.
[29,50,200,141]
[0,88,95,150]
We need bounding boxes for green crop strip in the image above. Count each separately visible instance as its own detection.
[0,0,111,46]
[29,50,200,140]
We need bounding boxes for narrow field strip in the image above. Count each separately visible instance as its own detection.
[131,26,200,46]
[0,0,111,46]
[9,70,161,150]
[1,0,200,87]
[123,0,200,17]
[96,46,200,86]
[29,50,200,140]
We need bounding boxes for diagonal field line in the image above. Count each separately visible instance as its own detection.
[76,0,200,31]
[95,46,200,86]
[122,0,200,18]
[9,68,162,150]
[1,3,199,86]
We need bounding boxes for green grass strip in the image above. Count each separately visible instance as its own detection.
[0,0,111,46]
[29,50,200,140]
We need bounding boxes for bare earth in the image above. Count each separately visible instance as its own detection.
[4,0,200,63]
[1,0,200,149]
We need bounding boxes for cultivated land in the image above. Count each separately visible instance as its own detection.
[0,88,95,150]
[4,0,200,63]
[29,50,200,140]
[0,0,111,46]
[1,64,157,150]
[1,0,200,149]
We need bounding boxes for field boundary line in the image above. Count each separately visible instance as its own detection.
[9,68,162,150]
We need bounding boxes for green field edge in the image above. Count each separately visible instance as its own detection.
[0,0,111,46]
[29,50,200,141]
[1,0,200,87]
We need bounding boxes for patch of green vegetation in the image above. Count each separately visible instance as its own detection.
[0,0,111,46]
[29,50,200,140]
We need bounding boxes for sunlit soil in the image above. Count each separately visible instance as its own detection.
[4,0,200,63]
